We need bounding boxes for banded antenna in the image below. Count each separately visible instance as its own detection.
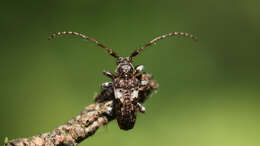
[130,32,197,58]
[48,31,119,59]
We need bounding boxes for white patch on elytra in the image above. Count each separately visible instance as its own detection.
[114,88,139,102]
[131,90,139,99]
[114,88,123,99]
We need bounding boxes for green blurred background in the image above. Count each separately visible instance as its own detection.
[0,0,259,146]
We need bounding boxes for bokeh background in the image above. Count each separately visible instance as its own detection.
[0,0,259,146]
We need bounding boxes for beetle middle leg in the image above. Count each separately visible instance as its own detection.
[101,82,113,90]
[95,81,114,103]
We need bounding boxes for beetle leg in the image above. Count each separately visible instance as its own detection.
[95,82,114,103]
[101,82,113,90]
[103,70,115,79]
[137,102,146,113]
[136,65,144,73]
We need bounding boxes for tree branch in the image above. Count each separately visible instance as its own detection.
[5,73,158,146]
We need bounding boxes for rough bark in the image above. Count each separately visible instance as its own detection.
[4,73,158,146]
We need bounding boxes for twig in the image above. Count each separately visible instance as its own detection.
[5,73,158,146]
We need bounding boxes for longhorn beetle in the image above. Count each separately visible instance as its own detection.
[48,31,197,130]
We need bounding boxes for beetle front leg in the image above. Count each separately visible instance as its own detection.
[137,102,146,113]
[103,70,115,79]
[136,65,144,73]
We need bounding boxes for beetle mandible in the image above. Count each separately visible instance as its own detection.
[48,31,197,130]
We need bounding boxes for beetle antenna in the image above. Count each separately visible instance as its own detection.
[130,32,197,58]
[48,31,120,59]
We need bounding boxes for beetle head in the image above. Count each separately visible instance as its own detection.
[115,57,135,75]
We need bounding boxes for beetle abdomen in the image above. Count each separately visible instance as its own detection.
[115,99,137,130]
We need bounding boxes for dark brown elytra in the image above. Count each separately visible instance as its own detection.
[48,31,197,130]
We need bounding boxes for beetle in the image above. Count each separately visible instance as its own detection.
[48,31,197,130]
